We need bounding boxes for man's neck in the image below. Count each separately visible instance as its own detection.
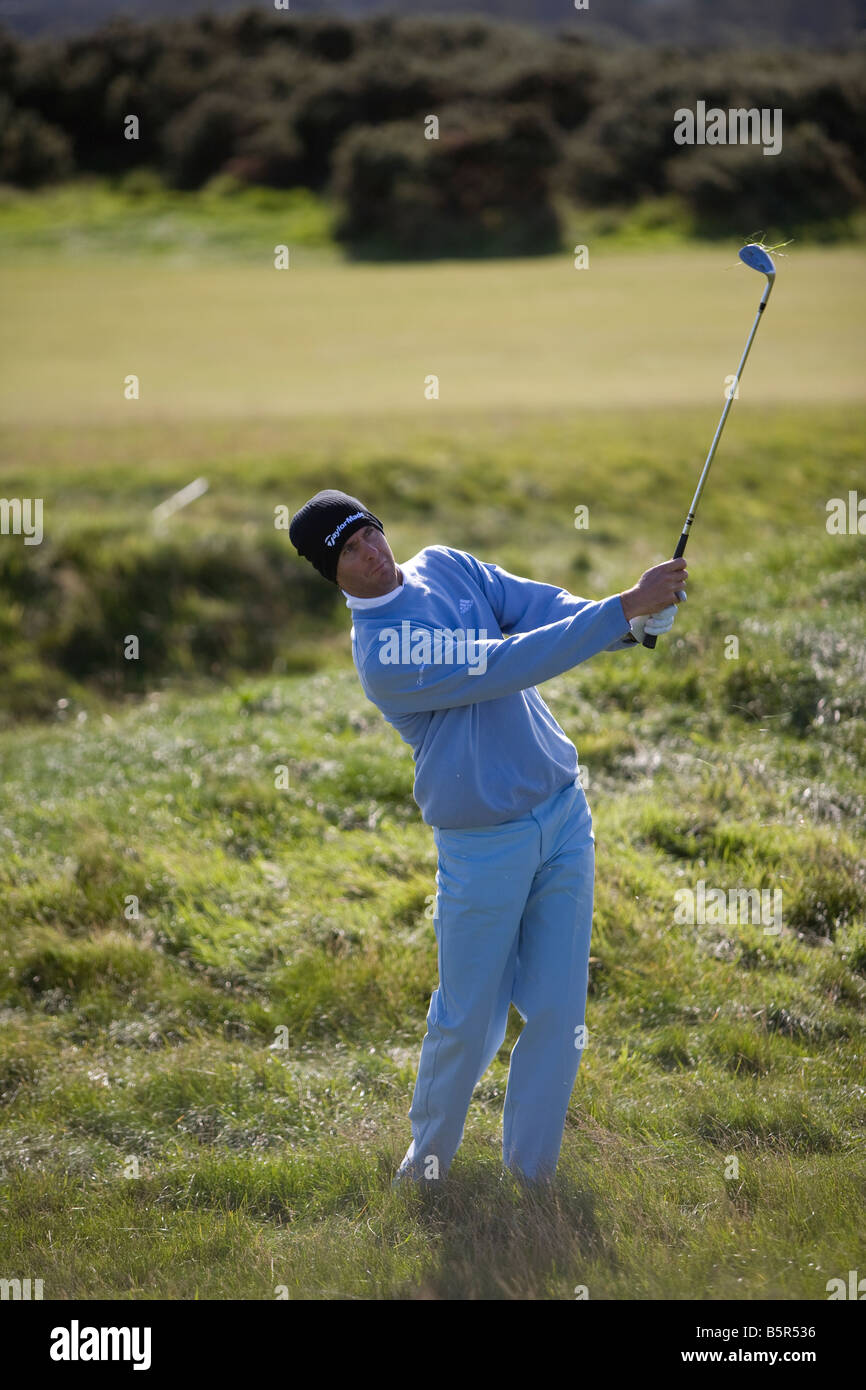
[342,566,404,606]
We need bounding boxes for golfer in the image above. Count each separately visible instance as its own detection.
[289,489,687,1187]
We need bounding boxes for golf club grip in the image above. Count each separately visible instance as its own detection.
[642,531,690,649]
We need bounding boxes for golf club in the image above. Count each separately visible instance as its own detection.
[642,242,777,648]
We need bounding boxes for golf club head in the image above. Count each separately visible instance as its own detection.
[738,243,776,279]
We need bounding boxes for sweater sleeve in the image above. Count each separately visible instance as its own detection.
[358,593,630,713]
[433,545,637,651]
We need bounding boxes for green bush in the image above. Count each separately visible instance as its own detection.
[223,118,304,189]
[0,100,73,187]
[161,91,251,190]
[0,526,340,705]
[332,102,562,258]
[0,13,864,239]
[667,123,866,234]
[287,57,441,190]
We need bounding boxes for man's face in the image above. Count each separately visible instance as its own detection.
[335,523,400,597]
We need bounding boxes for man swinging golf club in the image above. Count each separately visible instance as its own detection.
[290,490,687,1187]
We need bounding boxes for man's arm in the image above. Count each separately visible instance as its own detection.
[358,594,631,715]
[436,546,688,652]
[435,546,638,650]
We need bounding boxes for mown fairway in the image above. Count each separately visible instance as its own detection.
[0,235,864,1299]
[1,247,865,426]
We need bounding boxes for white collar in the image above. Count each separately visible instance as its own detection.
[342,578,404,609]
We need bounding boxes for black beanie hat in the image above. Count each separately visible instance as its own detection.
[289,489,385,585]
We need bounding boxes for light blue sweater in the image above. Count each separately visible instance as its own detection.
[347,544,636,829]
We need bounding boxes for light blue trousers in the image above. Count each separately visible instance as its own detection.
[397,776,595,1184]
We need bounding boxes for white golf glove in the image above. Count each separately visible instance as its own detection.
[629,594,684,642]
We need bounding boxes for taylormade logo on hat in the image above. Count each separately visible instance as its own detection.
[288,490,385,584]
[325,511,365,547]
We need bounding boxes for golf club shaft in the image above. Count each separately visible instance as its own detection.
[643,274,775,649]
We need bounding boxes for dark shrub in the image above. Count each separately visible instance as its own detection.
[480,43,599,131]
[288,57,441,189]
[161,90,250,189]
[0,99,73,185]
[667,122,866,233]
[561,92,675,204]
[223,111,304,187]
[332,102,562,258]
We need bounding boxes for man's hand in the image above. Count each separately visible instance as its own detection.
[619,558,688,623]
[629,603,680,643]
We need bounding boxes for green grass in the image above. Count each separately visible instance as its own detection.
[0,174,337,265]
[0,400,863,722]
[0,522,864,1298]
[0,238,864,1298]
[2,242,864,427]
[2,179,863,271]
